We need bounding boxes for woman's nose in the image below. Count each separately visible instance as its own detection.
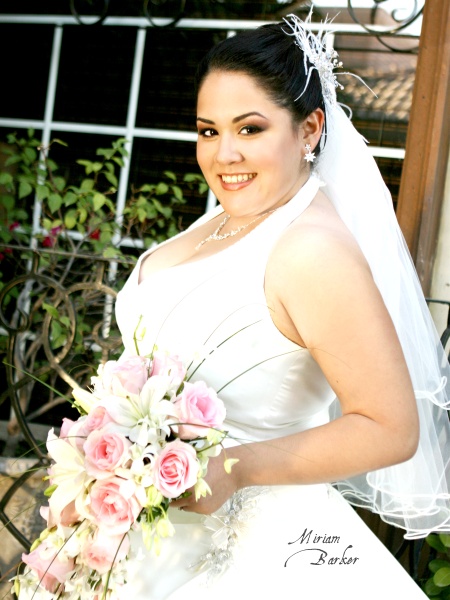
[215,134,243,165]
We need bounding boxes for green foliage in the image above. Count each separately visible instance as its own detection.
[0,130,207,260]
[424,535,450,598]
[0,132,208,433]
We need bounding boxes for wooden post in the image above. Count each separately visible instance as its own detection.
[396,0,450,294]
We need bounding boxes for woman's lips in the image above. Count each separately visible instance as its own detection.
[219,173,256,190]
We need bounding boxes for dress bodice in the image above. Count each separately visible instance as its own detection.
[115,175,335,443]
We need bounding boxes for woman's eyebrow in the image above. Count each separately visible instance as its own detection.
[196,112,268,125]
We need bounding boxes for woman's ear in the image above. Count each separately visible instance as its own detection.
[301,108,325,151]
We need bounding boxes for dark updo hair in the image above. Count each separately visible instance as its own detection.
[195,22,325,153]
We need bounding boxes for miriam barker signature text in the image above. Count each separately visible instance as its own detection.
[284,528,360,567]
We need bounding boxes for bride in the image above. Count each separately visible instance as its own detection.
[115,14,450,599]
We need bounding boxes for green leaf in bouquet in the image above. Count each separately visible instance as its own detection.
[48,193,62,213]
[435,567,450,588]
[137,207,147,222]
[441,535,450,548]
[44,483,57,497]
[18,180,33,199]
[52,138,68,147]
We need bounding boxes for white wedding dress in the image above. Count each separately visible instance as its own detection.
[115,176,428,599]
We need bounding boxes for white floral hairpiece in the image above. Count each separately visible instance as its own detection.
[282,10,343,109]
[282,10,375,113]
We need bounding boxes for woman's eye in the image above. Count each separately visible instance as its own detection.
[240,125,262,135]
[198,128,217,138]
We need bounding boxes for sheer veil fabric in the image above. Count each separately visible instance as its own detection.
[315,102,450,538]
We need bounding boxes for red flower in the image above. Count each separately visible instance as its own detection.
[9,221,20,231]
[89,229,100,240]
[42,236,54,247]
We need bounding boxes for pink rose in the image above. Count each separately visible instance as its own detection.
[84,406,114,433]
[153,439,200,499]
[100,356,150,397]
[22,540,75,592]
[87,477,141,535]
[81,531,130,574]
[58,417,87,451]
[84,430,131,479]
[151,352,186,388]
[174,381,226,439]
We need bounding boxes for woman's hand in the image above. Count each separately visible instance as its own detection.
[170,451,240,515]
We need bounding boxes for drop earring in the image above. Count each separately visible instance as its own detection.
[304,144,316,163]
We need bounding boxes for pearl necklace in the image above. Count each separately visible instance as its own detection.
[195,208,278,251]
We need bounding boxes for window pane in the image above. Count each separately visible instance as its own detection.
[0,25,53,120]
[54,26,136,125]
[137,29,227,131]
[130,137,206,228]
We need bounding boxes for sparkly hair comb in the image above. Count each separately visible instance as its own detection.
[282,11,343,109]
[282,10,373,113]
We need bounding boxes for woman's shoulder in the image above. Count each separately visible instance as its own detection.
[269,190,370,277]
[265,190,377,321]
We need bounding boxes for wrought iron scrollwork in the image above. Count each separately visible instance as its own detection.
[0,248,129,550]
[69,0,111,26]
[347,0,423,52]
[143,0,187,28]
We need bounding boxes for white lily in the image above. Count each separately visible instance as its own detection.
[72,387,98,414]
[46,429,93,520]
[101,375,178,447]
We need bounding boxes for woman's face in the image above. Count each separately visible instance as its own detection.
[196,71,309,218]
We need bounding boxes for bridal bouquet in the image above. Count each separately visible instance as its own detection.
[13,350,230,600]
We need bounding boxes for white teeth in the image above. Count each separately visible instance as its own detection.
[221,174,255,183]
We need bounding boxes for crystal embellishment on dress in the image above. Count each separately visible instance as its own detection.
[189,487,267,581]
